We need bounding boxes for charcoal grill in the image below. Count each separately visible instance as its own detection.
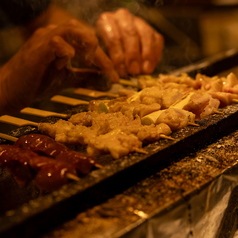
[1,49,238,238]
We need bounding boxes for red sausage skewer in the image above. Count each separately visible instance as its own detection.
[14,134,101,175]
[0,145,78,192]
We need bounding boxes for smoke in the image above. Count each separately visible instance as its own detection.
[55,0,156,24]
[49,1,204,73]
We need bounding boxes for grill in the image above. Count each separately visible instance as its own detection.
[1,49,238,238]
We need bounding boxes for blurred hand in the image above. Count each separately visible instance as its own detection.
[0,19,118,114]
[96,8,164,78]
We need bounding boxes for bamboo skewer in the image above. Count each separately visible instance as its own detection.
[21,107,69,119]
[0,133,18,142]
[160,134,176,140]
[0,115,38,127]
[51,95,89,106]
[94,163,104,169]
[66,173,81,182]
[133,147,148,154]
[188,122,200,127]
[214,110,223,114]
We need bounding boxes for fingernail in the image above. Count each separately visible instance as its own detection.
[129,61,140,75]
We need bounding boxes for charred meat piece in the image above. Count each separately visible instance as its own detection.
[14,134,98,175]
[0,145,36,188]
[14,133,68,157]
[0,145,77,191]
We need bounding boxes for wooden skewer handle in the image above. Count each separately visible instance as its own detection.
[0,115,38,127]
[51,95,89,106]
[0,133,18,142]
[21,107,69,118]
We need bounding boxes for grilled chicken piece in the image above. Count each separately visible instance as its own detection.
[222,72,238,94]
[87,129,142,159]
[155,108,196,130]
[208,91,238,108]
[170,92,220,120]
[137,123,172,143]
[139,87,184,109]
[158,73,199,89]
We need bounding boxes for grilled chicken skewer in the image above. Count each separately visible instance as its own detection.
[0,114,174,159]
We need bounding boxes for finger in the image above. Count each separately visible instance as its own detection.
[93,46,120,83]
[50,35,75,70]
[96,12,127,77]
[134,17,164,74]
[54,19,98,66]
[114,8,141,75]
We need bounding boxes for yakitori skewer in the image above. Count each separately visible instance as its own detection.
[0,131,105,191]
[0,128,103,171]
[0,144,80,191]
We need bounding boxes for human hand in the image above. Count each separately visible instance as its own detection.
[95,8,164,78]
[0,19,117,114]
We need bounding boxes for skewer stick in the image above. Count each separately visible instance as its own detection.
[21,107,70,119]
[188,122,200,127]
[51,95,89,106]
[0,115,38,127]
[94,163,104,169]
[232,99,238,103]
[160,134,175,140]
[66,173,80,182]
[214,110,223,114]
[133,147,148,154]
[0,133,18,142]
